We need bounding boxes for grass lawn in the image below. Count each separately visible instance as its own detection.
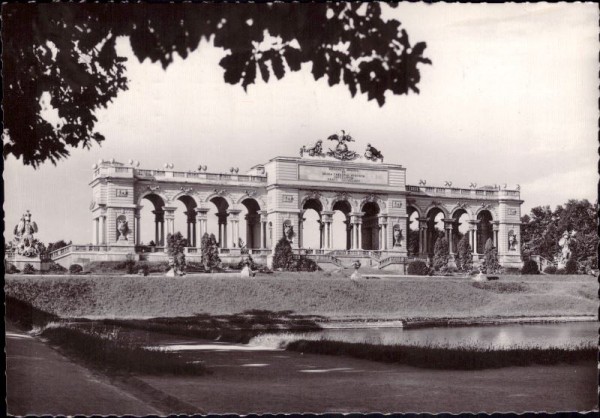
[5,271,596,320]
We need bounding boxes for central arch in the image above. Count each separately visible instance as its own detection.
[301,198,323,250]
[361,201,380,250]
[140,193,166,247]
[332,200,352,250]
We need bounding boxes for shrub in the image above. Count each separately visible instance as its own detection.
[5,263,20,274]
[273,237,295,271]
[69,264,83,274]
[456,235,473,272]
[137,264,149,276]
[520,259,539,275]
[565,259,578,275]
[167,232,187,275]
[543,265,557,274]
[482,238,500,274]
[22,263,36,274]
[201,233,221,272]
[294,256,319,272]
[556,268,566,274]
[407,260,429,276]
[433,237,449,271]
[186,262,206,273]
[48,262,67,273]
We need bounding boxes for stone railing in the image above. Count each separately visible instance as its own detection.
[49,244,139,259]
[378,256,408,269]
[406,185,520,199]
[301,254,343,267]
[326,249,383,259]
[93,164,268,184]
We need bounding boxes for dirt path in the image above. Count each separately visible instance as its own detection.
[5,322,160,416]
[140,346,597,414]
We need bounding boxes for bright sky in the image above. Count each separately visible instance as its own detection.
[4,3,598,245]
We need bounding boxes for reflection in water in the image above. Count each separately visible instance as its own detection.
[248,322,597,350]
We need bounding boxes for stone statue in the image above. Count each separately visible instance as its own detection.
[117,218,130,241]
[364,143,384,162]
[508,231,518,251]
[326,130,359,161]
[13,210,40,257]
[284,223,295,242]
[300,140,324,157]
[557,230,576,267]
[393,225,403,248]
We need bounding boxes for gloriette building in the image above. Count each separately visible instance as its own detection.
[50,133,523,271]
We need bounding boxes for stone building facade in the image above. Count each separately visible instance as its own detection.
[51,139,523,270]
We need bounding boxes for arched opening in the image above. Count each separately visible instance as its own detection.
[302,198,323,250]
[477,210,494,253]
[426,208,445,256]
[241,198,261,249]
[332,200,352,250]
[209,196,229,248]
[174,195,197,247]
[452,209,470,251]
[361,202,380,250]
[140,193,165,247]
[407,207,420,256]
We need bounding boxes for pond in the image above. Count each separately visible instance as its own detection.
[248,321,598,350]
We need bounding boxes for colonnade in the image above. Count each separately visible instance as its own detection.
[297,211,391,251]
[414,216,498,257]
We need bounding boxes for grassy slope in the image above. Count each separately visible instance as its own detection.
[5,273,596,320]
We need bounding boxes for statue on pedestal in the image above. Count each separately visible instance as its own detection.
[326,130,359,161]
[364,143,384,162]
[557,230,576,268]
[392,225,403,248]
[13,210,40,257]
[117,218,130,242]
[300,140,324,157]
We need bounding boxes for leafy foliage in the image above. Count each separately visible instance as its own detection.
[521,199,597,267]
[69,264,83,274]
[565,259,578,275]
[520,260,539,275]
[482,238,500,274]
[273,237,295,271]
[3,3,431,167]
[200,233,221,272]
[48,262,68,273]
[407,260,429,276]
[456,234,473,272]
[6,264,20,274]
[543,265,557,274]
[432,236,449,271]
[22,263,36,274]
[294,256,319,272]
[408,230,420,255]
[167,232,187,274]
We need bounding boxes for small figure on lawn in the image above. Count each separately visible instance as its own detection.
[351,259,362,280]
[240,259,256,278]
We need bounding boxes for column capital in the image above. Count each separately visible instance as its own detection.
[195,207,210,215]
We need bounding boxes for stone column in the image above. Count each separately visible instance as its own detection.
[355,213,364,250]
[469,220,479,254]
[134,211,141,246]
[297,211,305,249]
[228,209,241,248]
[216,212,228,248]
[418,218,428,256]
[378,215,388,250]
[195,208,209,248]
[260,211,268,249]
[443,219,455,254]
[152,210,165,246]
[93,218,98,245]
[321,211,334,250]
[164,207,176,250]
[493,221,500,248]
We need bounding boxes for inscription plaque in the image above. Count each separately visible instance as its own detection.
[115,189,129,197]
[298,165,388,185]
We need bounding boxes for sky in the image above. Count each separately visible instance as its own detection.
[4,3,598,245]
